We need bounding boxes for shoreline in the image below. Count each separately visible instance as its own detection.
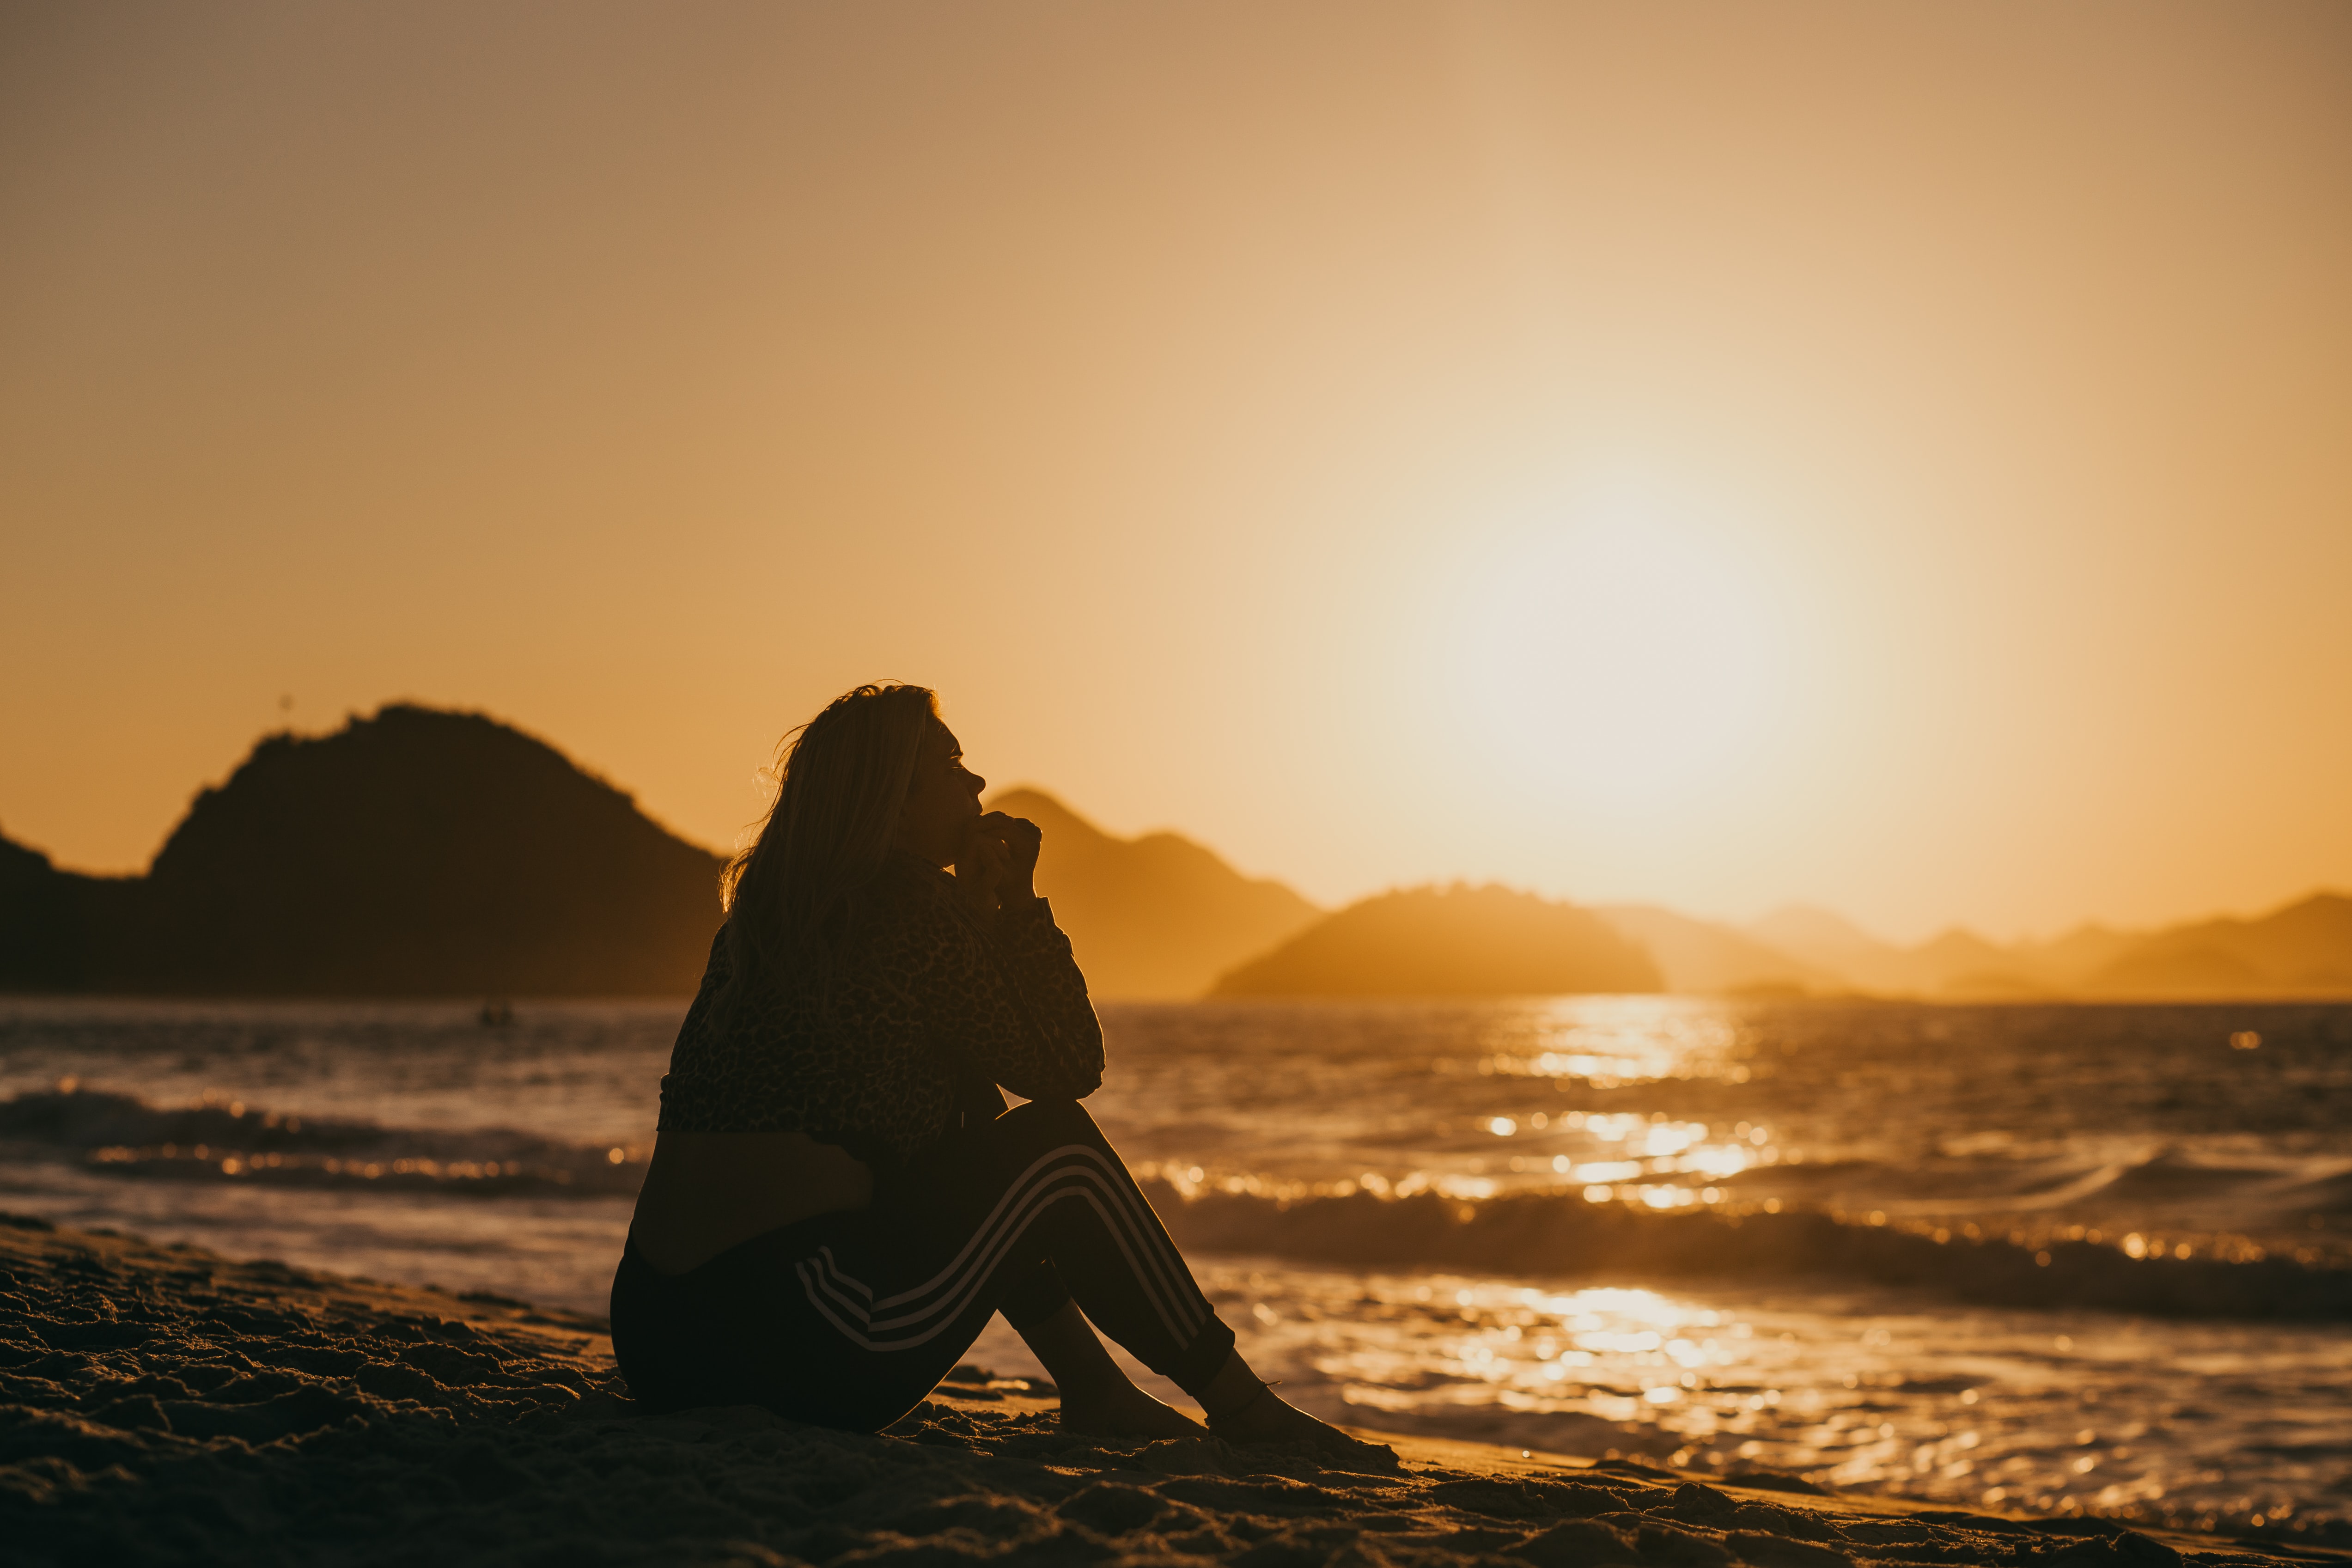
[2,1214,2339,1568]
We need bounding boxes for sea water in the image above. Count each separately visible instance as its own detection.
[1,994,2346,1540]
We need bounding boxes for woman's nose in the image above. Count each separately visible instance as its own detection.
[966,769,987,796]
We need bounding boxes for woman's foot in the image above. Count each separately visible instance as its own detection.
[1015,1300,1209,1439]
[1057,1380,1211,1439]
[1195,1351,1398,1470]
[1206,1383,1398,1470]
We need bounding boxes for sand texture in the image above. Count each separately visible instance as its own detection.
[0,1215,2333,1568]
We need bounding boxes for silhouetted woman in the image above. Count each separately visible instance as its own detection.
[614,683,1385,1459]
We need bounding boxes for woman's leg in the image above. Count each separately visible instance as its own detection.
[1192,1343,1393,1462]
[610,1104,1224,1432]
[830,1098,1239,1402]
[963,1245,1203,1434]
[1015,1296,1206,1437]
[904,1101,1393,1465]
[615,1100,1392,1460]
[610,1226,971,1429]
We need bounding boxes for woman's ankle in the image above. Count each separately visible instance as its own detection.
[1195,1350,1273,1424]
[1015,1301,1125,1391]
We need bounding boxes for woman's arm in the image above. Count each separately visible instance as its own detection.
[842,847,1103,1100]
[957,893,1105,1098]
[937,810,1103,1098]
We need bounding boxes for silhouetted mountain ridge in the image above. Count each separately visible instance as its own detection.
[1,706,726,996]
[2085,894,2352,998]
[984,788,1319,999]
[1212,884,1663,997]
[5,706,2347,1001]
[1590,905,1839,996]
[1742,895,2352,1000]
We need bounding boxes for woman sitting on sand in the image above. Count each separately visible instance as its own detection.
[614,682,1383,1460]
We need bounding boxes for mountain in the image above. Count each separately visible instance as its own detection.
[1592,904,1840,995]
[9,704,2345,1003]
[1211,883,1663,997]
[1746,905,1938,993]
[1903,928,2049,999]
[2010,923,2141,985]
[0,834,114,991]
[1745,905,1887,974]
[1,706,726,996]
[986,788,1320,999]
[2083,893,2352,999]
[1748,895,2352,1000]
[0,734,1315,1001]
[1748,906,2072,996]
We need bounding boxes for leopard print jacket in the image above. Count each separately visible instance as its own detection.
[656,851,1104,1170]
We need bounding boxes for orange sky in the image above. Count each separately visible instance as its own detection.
[4,0,2348,944]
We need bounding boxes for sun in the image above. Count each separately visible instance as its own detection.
[1443,500,1789,808]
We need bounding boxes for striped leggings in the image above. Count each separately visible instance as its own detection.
[608,1099,1236,1431]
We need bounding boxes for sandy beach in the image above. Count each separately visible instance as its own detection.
[2,1214,2334,1568]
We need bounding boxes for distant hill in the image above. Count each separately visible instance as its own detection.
[1592,904,1840,995]
[0,834,112,991]
[1747,895,2352,1000]
[986,788,1320,999]
[1211,884,1662,997]
[1903,928,2047,998]
[1750,904,2096,996]
[2082,893,2352,999]
[0,717,1314,1001]
[0,706,726,996]
[1745,905,1889,977]
[8,705,2345,1003]
[1745,906,1956,994]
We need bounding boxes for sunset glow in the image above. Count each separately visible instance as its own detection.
[4,0,2348,942]
[1441,488,1794,810]
[6,11,2349,1555]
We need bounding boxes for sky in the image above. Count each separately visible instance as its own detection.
[4,0,2348,945]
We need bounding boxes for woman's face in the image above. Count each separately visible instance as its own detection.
[895,721,986,866]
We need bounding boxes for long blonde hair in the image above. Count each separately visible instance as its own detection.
[716,683,939,1009]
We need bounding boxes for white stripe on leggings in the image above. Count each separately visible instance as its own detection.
[861,1143,1201,1336]
[831,1144,1197,1336]
[800,1147,1204,1351]
[800,1182,1180,1353]
[821,1163,1194,1347]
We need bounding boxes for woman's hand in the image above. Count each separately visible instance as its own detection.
[951,812,1041,914]
[983,812,1041,904]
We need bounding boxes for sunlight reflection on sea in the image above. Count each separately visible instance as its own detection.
[5,992,2348,1539]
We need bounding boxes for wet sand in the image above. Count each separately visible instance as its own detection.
[0,1214,2331,1568]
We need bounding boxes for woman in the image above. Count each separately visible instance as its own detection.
[613,683,1387,1460]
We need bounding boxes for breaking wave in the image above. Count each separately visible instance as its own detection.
[0,1088,640,1198]
[1143,1176,2352,1323]
[9,1086,2346,1321]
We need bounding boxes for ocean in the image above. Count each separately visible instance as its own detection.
[2,994,2346,1540]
